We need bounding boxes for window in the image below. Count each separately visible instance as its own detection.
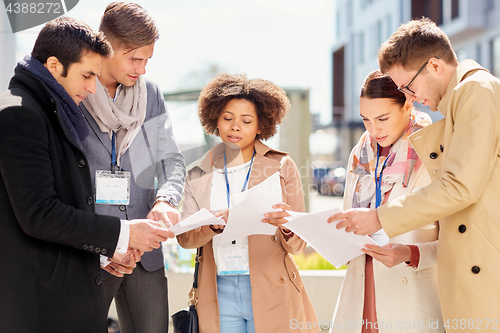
[386,14,392,40]
[476,43,482,65]
[411,0,443,25]
[491,36,500,78]
[347,1,353,29]
[451,0,459,19]
[359,32,365,64]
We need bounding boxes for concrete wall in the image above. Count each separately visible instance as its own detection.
[109,270,346,331]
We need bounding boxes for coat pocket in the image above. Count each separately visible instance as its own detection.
[284,254,303,292]
[472,211,500,255]
[48,248,69,286]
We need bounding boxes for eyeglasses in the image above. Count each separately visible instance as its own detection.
[397,56,441,95]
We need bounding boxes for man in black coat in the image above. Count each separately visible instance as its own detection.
[0,17,173,333]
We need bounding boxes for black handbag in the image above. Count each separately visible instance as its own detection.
[171,247,202,333]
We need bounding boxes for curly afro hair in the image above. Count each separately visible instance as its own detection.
[198,73,290,141]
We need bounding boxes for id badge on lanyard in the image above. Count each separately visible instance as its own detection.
[370,144,390,246]
[214,150,255,275]
[95,131,131,205]
[216,241,250,275]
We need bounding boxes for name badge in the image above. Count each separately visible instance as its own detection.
[95,170,131,205]
[216,244,250,275]
[370,229,390,246]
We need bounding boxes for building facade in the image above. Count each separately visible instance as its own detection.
[332,0,500,163]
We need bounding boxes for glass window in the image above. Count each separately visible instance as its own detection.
[451,0,459,19]
[359,32,365,64]
[491,36,500,78]
[386,14,392,40]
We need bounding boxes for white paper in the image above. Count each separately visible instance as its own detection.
[169,208,226,236]
[283,208,378,268]
[216,172,282,247]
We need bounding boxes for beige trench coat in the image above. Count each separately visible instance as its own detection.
[331,145,443,333]
[378,60,500,327]
[178,140,319,333]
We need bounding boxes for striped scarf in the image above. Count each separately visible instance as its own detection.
[350,111,431,208]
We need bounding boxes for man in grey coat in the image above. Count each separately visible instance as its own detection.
[80,2,186,332]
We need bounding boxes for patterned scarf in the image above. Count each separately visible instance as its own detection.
[15,55,89,146]
[350,111,431,208]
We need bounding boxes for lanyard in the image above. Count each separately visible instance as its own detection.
[111,131,117,174]
[375,144,390,208]
[223,149,256,209]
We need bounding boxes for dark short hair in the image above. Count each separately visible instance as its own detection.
[378,17,457,73]
[99,2,159,50]
[198,73,290,141]
[360,70,406,107]
[32,17,112,77]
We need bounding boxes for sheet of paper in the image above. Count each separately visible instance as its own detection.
[169,208,225,236]
[283,208,378,268]
[216,172,282,247]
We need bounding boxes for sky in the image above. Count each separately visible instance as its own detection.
[9,0,335,125]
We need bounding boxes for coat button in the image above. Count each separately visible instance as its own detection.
[77,159,86,168]
[87,197,93,205]
[89,245,94,251]
[278,276,286,284]
[458,225,466,233]
[271,235,278,242]
[472,266,480,274]
[119,205,126,211]
[96,277,102,285]
[401,277,408,285]
[95,247,100,253]
[440,145,444,152]
[429,152,438,159]
[83,244,89,250]
[198,256,203,262]
[101,248,107,255]
[291,272,297,280]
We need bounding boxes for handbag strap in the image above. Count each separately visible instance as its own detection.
[193,247,202,289]
[189,247,202,306]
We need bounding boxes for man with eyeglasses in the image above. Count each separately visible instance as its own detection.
[330,18,500,328]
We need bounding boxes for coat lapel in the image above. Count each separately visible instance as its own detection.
[80,104,113,154]
[409,119,445,182]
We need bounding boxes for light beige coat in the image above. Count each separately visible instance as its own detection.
[331,145,443,333]
[178,141,319,333]
[378,60,500,327]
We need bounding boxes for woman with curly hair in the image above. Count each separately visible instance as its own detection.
[177,73,319,333]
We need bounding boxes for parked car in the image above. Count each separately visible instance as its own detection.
[312,165,346,196]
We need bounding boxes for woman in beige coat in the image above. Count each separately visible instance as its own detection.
[330,71,443,333]
[178,73,318,333]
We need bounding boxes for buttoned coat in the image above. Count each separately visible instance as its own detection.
[0,68,121,332]
[378,60,500,326]
[331,145,443,333]
[80,80,186,272]
[177,141,319,333]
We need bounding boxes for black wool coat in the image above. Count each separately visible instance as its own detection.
[0,68,121,332]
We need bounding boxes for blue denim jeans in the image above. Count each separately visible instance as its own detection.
[217,275,255,333]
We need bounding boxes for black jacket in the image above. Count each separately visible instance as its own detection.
[0,69,121,332]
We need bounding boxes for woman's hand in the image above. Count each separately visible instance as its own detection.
[210,209,228,230]
[262,203,292,232]
[362,243,411,268]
